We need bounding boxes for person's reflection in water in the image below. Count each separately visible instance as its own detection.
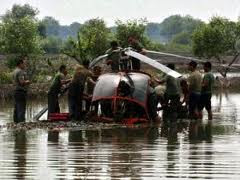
[48,131,59,143]
[188,120,213,178]
[189,120,212,143]
[161,121,189,178]
[68,130,83,142]
[161,122,179,178]
[103,126,157,179]
[68,130,87,176]
[48,131,71,179]
[108,128,141,179]
[215,91,222,112]
[70,129,102,176]
[14,131,27,180]
[144,126,160,144]
[47,131,60,177]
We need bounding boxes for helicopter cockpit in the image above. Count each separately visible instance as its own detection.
[91,72,151,122]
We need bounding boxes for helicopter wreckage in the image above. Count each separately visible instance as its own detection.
[86,48,183,124]
[87,48,240,124]
[34,48,239,124]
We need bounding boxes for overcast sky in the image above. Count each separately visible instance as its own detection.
[1,0,240,26]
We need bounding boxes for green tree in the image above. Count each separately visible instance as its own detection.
[2,4,38,22]
[0,3,42,80]
[0,17,41,55]
[0,4,41,56]
[160,15,203,42]
[160,15,183,42]
[115,19,150,47]
[63,18,110,64]
[171,32,192,45]
[68,22,81,36]
[40,16,60,36]
[42,36,63,54]
[145,23,163,42]
[38,21,47,38]
[192,16,240,77]
[0,24,4,54]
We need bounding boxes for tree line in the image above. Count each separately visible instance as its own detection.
[0,4,202,56]
[0,3,240,77]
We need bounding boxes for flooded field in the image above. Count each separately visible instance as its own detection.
[0,92,240,179]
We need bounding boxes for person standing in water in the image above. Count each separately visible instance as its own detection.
[12,56,31,123]
[198,62,215,120]
[68,65,85,121]
[48,65,71,118]
[155,64,181,110]
[187,61,202,119]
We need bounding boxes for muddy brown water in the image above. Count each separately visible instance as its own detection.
[0,92,240,179]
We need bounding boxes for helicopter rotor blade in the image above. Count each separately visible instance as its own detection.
[89,54,108,68]
[125,49,182,78]
[146,50,240,70]
[146,50,206,63]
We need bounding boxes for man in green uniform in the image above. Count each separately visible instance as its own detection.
[156,64,181,111]
[12,56,31,123]
[48,65,70,118]
[128,36,146,71]
[187,61,202,119]
[106,41,121,72]
[198,62,215,120]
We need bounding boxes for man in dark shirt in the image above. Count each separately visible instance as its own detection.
[106,41,121,72]
[12,56,31,123]
[128,36,146,70]
[48,65,70,118]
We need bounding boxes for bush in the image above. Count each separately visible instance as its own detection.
[0,72,12,84]
[5,55,18,69]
